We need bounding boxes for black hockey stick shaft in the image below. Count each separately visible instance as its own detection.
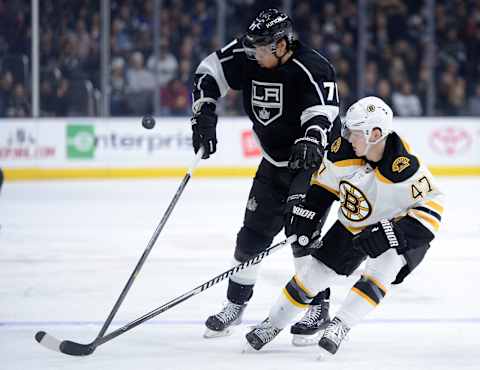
[95,147,205,340]
[95,235,297,347]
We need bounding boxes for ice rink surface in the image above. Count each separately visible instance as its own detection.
[1,176,479,370]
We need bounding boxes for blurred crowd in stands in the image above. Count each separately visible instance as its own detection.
[0,0,479,117]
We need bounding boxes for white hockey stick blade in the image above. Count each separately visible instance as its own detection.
[35,331,62,352]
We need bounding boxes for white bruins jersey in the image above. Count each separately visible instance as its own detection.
[312,132,444,236]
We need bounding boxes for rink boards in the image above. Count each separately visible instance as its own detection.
[1,117,479,180]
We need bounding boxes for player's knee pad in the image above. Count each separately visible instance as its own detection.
[234,226,273,262]
[297,257,339,294]
[352,275,387,306]
[293,255,311,275]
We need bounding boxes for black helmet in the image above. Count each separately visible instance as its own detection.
[243,8,295,60]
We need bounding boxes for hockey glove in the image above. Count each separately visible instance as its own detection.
[288,130,325,171]
[191,103,218,159]
[352,219,408,258]
[286,203,322,249]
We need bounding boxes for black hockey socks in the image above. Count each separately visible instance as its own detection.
[227,279,253,305]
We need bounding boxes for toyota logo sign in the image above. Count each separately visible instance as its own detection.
[430,126,472,156]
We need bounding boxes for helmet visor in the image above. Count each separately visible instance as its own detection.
[242,35,275,60]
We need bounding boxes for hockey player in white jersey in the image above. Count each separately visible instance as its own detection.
[245,96,445,355]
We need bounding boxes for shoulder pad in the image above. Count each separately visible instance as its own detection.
[293,48,335,79]
[326,136,358,164]
[376,133,420,183]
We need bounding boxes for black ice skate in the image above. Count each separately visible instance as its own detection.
[203,301,246,338]
[245,318,282,351]
[318,317,350,355]
[290,300,330,346]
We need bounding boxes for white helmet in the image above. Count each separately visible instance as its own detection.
[342,96,394,145]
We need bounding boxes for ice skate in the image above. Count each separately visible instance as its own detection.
[291,300,330,346]
[318,317,350,355]
[203,301,246,338]
[245,318,282,351]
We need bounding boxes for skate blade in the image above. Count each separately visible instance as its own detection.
[241,341,258,353]
[317,346,334,361]
[291,333,322,347]
[203,327,234,339]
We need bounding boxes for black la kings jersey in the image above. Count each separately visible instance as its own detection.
[192,39,341,166]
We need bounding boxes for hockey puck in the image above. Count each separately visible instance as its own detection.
[142,115,156,130]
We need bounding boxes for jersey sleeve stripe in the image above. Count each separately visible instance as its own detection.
[409,209,440,232]
[425,200,444,214]
[196,52,230,97]
[412,206,442,222]
[292,58,325,105]
[300,105,339,126]
[311,181,339,197]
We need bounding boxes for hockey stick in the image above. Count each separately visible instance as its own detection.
[35,235,297,356]
[35,146,205,356]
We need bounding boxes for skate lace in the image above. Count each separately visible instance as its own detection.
[299,305,324,326]
[216,303,242,324]
[323,318,349,345]
[255,320,280,343]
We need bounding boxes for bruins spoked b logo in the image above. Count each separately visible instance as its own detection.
[339,181,371,222]
[251,80,283,126]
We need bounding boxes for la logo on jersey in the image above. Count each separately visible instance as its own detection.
[251,80,283,126]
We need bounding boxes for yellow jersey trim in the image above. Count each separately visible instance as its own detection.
[334,159,366,168]
[374,168,393,184]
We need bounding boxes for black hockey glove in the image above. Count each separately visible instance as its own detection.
[288,130,325,171]
[191,103,218,159]
[286,203,322,249]
[352,219,408,258]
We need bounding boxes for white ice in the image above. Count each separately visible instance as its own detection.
[1,177,479,370]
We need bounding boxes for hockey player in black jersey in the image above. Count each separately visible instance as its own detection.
[190,8,341,341]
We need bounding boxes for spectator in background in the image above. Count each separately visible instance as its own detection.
[126,51,154,115]
[161,79,189,116]
[468,83,480,116]
[74,19,92,62]
[376,79,393,109]
[110,57,128,115]
[147,38,178,88]
[111,17,133,56]
[54,78,70,116]
[0,71,13,116]
[392,80,422,116]
[6,83,30,117]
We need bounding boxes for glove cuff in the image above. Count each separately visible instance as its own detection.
[305,126,327,148]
